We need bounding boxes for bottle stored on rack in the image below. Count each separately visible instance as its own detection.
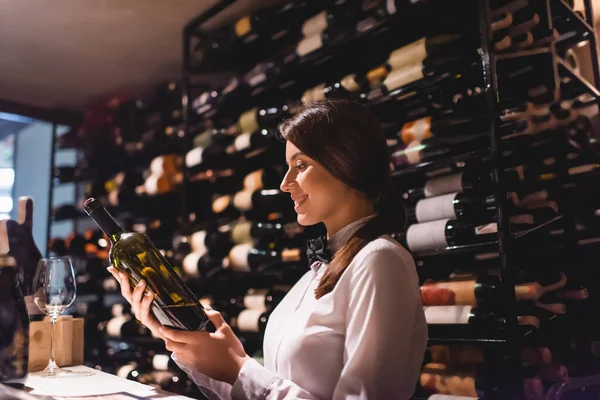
[0,254,29,388]
[420,274,568,307]
[399,218,531,253]
[226,243,304,272]
[391,134,489,169]
[401,170,494,204]
[405,193,496,225]
[233,189,295,221]
[229,308,271,334]
[239,104,292,133]
[426,345,552,367]
[83,198,209,331]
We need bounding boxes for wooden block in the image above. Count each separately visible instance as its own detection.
[28,316,84,372]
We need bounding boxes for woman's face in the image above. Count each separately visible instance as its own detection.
[280,141,353,226]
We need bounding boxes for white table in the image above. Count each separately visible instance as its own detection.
[22,365,195,399]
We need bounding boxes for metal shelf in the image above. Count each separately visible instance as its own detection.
[557,56,600,99]
[552,0,595,49]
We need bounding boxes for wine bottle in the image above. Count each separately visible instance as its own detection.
[420,363,544,398]
[233,189,295,221]
[243,167,284,191]
[231,127,278,154]
[427,344,552,367]
[227,243,304,272]
[182,252,223,280]
[212,194,242,221]
[420,275,568,307]
[0,254,29,388]
[238,105,291,133]
[152,353,181,373]
[386,34,477,71]
[301,0,363,37]
[229,308,271,334]
[402,219,508,253]
[83,198,209,331]
[401,170,494,203]
[405,193,496,225]
[102,315,151,338]
[399,115,528,145]
[4,198,44,321]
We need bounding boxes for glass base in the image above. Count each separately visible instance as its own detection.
[30,361,94,378]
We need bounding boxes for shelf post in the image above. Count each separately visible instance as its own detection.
[478,0,524,398]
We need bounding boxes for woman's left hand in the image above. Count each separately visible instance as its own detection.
[161,306,250,385]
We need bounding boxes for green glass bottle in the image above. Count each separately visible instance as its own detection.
[83,198,208,331]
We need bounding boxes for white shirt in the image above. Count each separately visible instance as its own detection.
[173,216,428,400]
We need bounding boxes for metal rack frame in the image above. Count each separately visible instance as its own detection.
[178,1,600,399]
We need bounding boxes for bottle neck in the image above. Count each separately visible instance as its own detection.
[88,207,125,244]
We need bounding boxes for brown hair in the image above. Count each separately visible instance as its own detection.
[278,99,405,299]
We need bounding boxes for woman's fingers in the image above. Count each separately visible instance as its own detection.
[140,290,156,324]
[131,280,146,319]
[118,271,133,303]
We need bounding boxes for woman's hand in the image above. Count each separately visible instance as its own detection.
[107,267,164,340]
[161,306,250,386]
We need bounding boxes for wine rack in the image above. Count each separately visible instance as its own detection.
[42,0,600,399]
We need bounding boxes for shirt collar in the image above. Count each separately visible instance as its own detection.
[310,214,376,274]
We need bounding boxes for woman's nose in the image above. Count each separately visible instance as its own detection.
[280,170,293,192]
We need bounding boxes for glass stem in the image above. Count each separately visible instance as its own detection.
[46,316,59,374]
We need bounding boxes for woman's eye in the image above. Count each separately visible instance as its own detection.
[294,163,306,170]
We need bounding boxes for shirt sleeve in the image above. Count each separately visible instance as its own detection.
[231,247,426,400]
[171,353,233,400]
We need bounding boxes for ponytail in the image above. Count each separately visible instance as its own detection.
[314,184,405,299]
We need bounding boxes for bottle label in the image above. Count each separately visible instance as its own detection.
[190,230,207,254]
[233,190,253,211]
[243,169,265,191]
[340,74,360,92]
[406,219,449,252]
[212,195,232,214]
[424,172,464,198]
[239,108,259,133]
[312,83,327,102]
[415,192,458,223]
[384,63,425,91]
[229,243,252,272]
[421,366,478,396]
[243,289,268,310]
[302,11,327,37]
[117,364,137,379]
[234,132,253,151]
[153,354,171,371]
[389,38,427,70]
[475,223,497,235]
[405,141,424,165]
[106,315,129,337]
[297,34,324,57]
[421,280,477,306]
[515,283,543,300]
[235,16,252,37]
[231,221,252,244]
[185,147,204,168]
[281,248,301,262]
[237,309,263,332]
[428,395,480,400]
[423,305,472,324]
[248,71,267,88]
[386,0,397,14]
[183,252,202,278]
[401,116,432,144]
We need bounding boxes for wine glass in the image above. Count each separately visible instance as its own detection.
[30,257,93,378]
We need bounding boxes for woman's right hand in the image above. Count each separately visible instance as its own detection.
[107,266,165,340]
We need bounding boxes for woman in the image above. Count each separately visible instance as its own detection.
[108,99,428,399]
